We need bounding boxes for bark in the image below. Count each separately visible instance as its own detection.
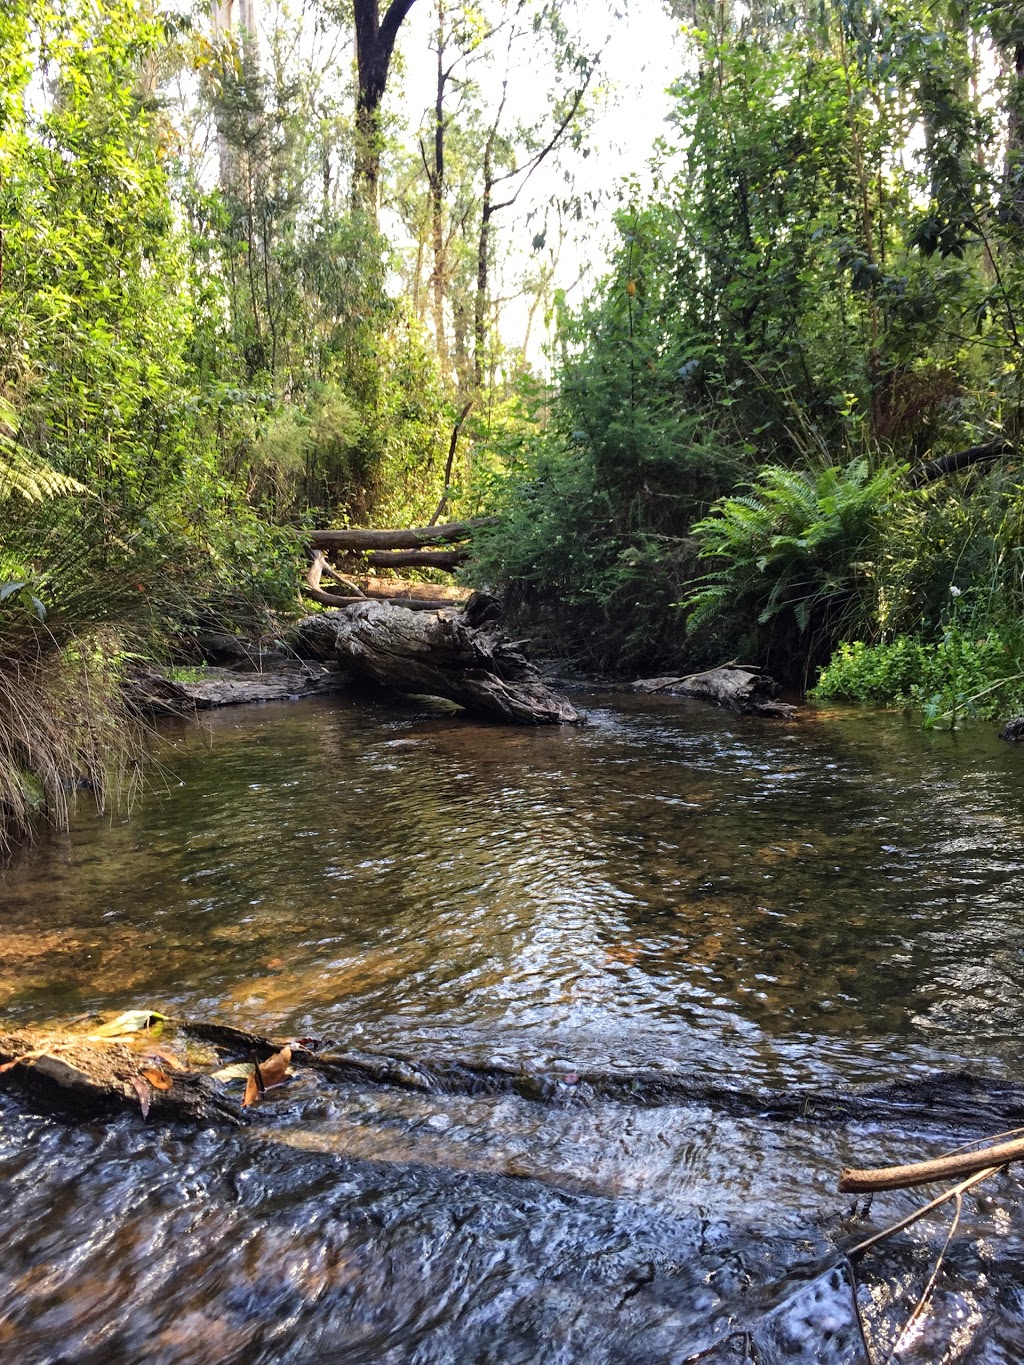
[632,666,797,718]
[908,439,1015,486]
[308,519,493,551]
[295,595,583,724]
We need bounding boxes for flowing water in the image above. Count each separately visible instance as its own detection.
[2,690,1024,1362]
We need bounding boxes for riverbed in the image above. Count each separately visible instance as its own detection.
[1,690,1023,1361]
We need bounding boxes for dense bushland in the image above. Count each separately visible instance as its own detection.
[471,1,1024,709]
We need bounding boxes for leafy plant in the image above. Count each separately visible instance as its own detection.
[684,460,903,680]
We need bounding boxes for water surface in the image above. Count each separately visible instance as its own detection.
[2,691,1024,1361]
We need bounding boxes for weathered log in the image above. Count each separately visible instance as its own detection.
[129,665,346,712]
[295,596,583,724]
[840,1134,1024,1192]
[309,518,495,552]
[352,577,471,604]
[0,1030,241,1123]
[908,439,1015,486]
[360,548,468,570]
[632,666,797,718]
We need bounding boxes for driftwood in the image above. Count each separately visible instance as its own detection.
[840,1133,1024,1192]
[632,665,797,718]
[295,595,583,725]
[908,438,1015,486]
[308,518,494,552]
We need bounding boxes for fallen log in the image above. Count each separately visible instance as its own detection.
[294,595,583,725]
[0,1028,241,1123]
[908,438,1015,487]
[309,518,495,552]
[360,548,468,570]
[839,1132,1024,1192]
[130,665,346,712]
[632,665,797,718]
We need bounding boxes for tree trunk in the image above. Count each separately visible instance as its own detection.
[353,0,419,216]
[295,595,583,724]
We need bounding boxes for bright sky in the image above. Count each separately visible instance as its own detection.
[389,0,688,366]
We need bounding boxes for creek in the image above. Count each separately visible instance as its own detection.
[1,690,1024,1362]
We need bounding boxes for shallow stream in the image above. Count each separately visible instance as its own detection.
[2,690,1024,1362]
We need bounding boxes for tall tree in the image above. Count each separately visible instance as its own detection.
[353,0,419,213]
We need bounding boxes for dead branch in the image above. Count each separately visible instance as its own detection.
[307,549,365,598]
[908,438,1015,486]
[839,1132,1024,1191]
[845,1166,999,1260]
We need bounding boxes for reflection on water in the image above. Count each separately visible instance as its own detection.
[2,690,1024,1360]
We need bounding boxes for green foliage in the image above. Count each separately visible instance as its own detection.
[685,460,903,677]
[813,628,1024,724]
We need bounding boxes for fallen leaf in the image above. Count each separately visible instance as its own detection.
[212,1061,256,1082]
[91,1009,166,1039]
[141,1067,172,1091]
[0,1058,20,1074]
[260,1045,291,1088]
[265,958,285,970]
[131,1076,152,1118]
[242,1045,292,1108]
[243,1070,261,1108]
[142,1047,185,1071]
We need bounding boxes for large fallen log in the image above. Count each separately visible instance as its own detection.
[294,595,583,724]
[309,518,494,552]
[632,665,797,718]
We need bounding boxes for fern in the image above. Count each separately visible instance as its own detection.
[0,400,86,504]
[683,459,903,666]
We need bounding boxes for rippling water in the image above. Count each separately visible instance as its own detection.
[2,690,1024,1361]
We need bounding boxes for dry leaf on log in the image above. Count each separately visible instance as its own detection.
[242,1046,292,1108]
